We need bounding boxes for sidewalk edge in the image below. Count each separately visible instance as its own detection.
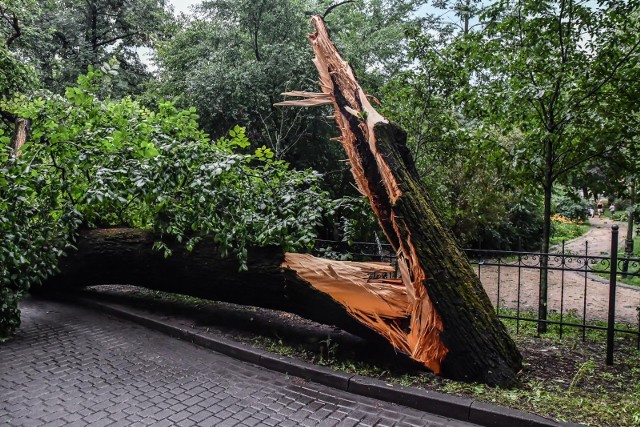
[61,293,582,427]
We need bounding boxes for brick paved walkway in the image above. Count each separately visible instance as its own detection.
[0,298,475,427]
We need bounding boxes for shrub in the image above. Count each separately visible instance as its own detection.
[553,193,588,221]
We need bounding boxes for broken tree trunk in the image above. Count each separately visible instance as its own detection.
[42,15,522,387]
[275,16,522,386]
[42,227,402,351]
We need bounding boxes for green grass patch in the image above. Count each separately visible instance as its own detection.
[591,235,640,287]
[550,220,590,245]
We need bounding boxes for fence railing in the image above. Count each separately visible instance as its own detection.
[314,227,640,364]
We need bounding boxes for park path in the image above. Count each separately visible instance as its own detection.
[477,217,640,325]
[0,298,476,427]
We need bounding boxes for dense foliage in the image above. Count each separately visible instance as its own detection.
[382,0,640,250]
[152,0,423,208]
[8,0,172,96]
[2,0,640,342]
[0,69,329,338]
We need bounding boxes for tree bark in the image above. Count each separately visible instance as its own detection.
[10,117,30,156]
[276,16,522,386]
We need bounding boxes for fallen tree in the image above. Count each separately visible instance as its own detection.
[43,227,394,348]
[43,15,522,387]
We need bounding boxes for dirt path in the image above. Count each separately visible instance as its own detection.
[477,217,640,325]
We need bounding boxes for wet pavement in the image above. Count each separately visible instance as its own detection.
[0,298,476,427]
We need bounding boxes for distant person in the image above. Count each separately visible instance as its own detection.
[589,206,594,218]
[610,203,615,218]
[597,202,604,218]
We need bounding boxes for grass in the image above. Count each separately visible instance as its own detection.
[550,219,590,246]
[591,234,640,287]
[92,286,640,427]
[550,215,640,287]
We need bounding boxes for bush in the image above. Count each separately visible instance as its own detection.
[553,193,588,221]
[613,211,629,222]
[550,219,589,245]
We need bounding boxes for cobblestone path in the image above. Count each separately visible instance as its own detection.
[0,298,474,427]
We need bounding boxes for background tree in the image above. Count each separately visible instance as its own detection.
[380,1,544,250]
[0,0,39,153]
[0,0,39,97]
[11,0,173,96]
[151,0,422,211]
[470,0,640,331]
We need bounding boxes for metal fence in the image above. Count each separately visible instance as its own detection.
[314,226,640,364]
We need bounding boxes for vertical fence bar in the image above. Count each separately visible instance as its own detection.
[517,254,522,334]
[560,241,566,338]
[496,257,501,315]
[606,225,619,366]
[583,241,589,342]
[538,251,549,334]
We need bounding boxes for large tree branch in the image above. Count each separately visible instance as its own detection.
[553,144,621,181]
[93,32,142,49]
[10,118,29,156]
[1,6,21,48]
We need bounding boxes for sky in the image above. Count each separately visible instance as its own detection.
[146,1,456,69]
[168,0,442,18]
[169,0,200,15]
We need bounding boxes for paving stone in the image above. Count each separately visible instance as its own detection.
[0,298,479,427]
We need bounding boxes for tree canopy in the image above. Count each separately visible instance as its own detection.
[0,68,329,337]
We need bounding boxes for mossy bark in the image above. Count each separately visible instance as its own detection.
[373,122,522,385]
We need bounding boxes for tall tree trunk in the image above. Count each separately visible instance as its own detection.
[623,177,635,276]
[10,117,30,156]
[275,16,522,386]
[539,137,554,333]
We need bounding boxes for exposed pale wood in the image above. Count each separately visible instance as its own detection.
[273,91,334,107]
[280,91,331,98]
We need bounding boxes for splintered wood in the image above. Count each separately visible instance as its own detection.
[283,253,447,373]
[278,16,448,374]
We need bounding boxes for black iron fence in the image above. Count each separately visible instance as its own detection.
[314,226,640,364]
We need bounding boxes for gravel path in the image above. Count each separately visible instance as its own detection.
[477,217,640,325]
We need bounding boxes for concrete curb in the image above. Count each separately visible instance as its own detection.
[63,294,583,427]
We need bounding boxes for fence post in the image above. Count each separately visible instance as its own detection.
[606,224,619,365]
